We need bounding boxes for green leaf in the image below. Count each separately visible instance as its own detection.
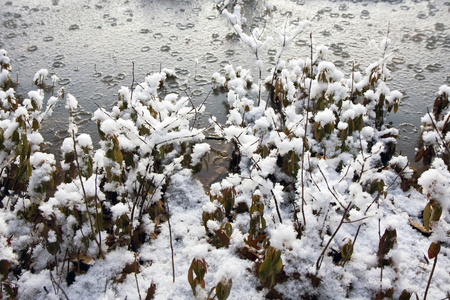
[32,118,39,131]
[192,258,207,283]
[341,238,353,262]
[357,116,364,131]
[393,102,399,113]
[223,222,232,237]
[187,261,196,295]
[274,254,283,274]
[262,145,270,158]
[324,123,333,134]
[259,256,272,283]
[431,201,442,222]
[114,147,123,164]
[259,247,282,287]
[97,124,107,140]
[216,279,232,300]
[46,241,61,256]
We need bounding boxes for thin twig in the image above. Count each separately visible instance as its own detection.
[210,116,262,171]
[347,164,408,266]
[300,32,314,229]
[427,109,450,154]
[184,91,198,131]
[50,270,70,300]
[134,254,142,300]
[154,132,204,147]
[270,189,283,224]
[338,163,352,184]
[357,132,369,183]
[424,252,438,300]
[351,62,355,101]
[166,197,176,283]
[71,126,104,259]
[130,62,135,102]
[93,170,102,250]
[316,202,352,270]
[316,164,346,209]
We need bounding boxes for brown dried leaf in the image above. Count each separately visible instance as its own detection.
[145,282,156,300]
[428,242,441,259]
[214,229,231,248]
[116,260,140,283]
[377,228,397,267]
[408,218,432,235]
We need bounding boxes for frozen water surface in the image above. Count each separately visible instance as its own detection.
[0,0,449,163]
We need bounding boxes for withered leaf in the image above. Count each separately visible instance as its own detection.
[428,242,441,259]
[377,228,397,267]
[214,229,230,248]
[408,218,432,235]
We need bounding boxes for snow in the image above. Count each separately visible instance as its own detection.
[418,158,450,211]
[438,84,450,96]
[315,108,335,126]
[65,93,78,110]
[386,90,402,104]
[361,126,374,139]
[33,69,48,84]
[110,202,130,220]
[27,90,44,109]
[269,222,297,250]
[191,143,211,165]
[61,137,74,154]
[77,133,93,148]
[337,121,348,130]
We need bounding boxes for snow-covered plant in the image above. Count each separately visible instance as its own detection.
[0,49,11,90]
[0,3,449,297]
[188,257,207,297]
[414,85,450,299]
[33,69,48,86]
[415,85,450,167]
[187,257,233,300]
[215,0,242,13]
[90,71,206,251]
[200,7,448,298]
[258,246,283,288]
[221,3,308,105]
[0,50,60,299]
[0,54,208,298]
[0,55,58,197]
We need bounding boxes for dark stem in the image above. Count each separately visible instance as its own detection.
[300,32,314,229]
[130,62,135,102]
[316,202,352,270]
[93,170,102,249]
[71,128,104,259]
[50,270,70,300]
[134,255,142,300]
[166,198,176,283]
[427,109,450,154]
[424,253,438,300]
[270,189,283,224]
[317,164,345,209]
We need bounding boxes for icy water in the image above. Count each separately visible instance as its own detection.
[1,0,449,166]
